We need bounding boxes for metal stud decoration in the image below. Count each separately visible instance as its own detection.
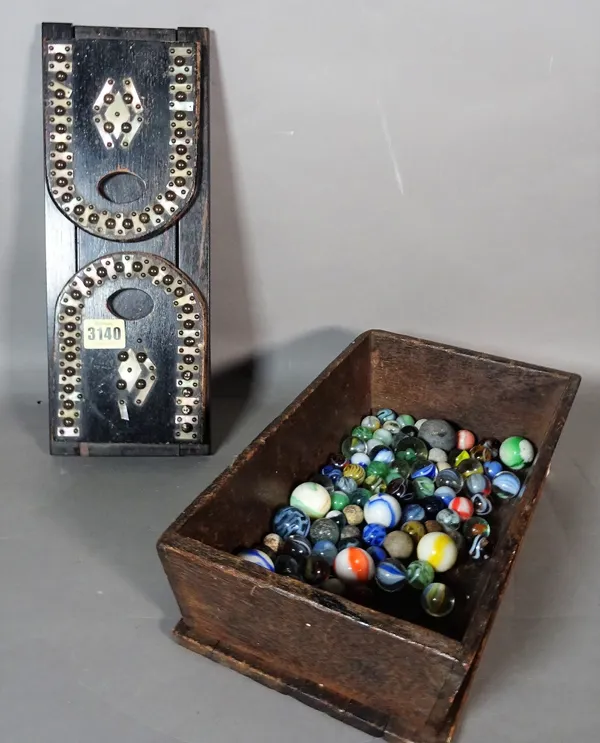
[43,24,210,456]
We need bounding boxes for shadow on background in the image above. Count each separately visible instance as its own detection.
[461,377,599,719]
[8,28,48,450]
[209,32,257,452]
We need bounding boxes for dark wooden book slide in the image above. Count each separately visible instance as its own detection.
[42,23,210,456]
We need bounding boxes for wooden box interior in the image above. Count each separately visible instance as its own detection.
[160,330,579,742]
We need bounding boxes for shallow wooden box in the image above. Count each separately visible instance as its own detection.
[157,330,579,742]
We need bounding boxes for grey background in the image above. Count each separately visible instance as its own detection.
[1,3,599,742]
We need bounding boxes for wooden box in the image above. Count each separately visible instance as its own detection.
[157,330,579,742]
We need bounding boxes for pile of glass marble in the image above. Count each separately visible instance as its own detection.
[237,410,535,619]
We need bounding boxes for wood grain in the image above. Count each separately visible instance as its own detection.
[158,330,580,741]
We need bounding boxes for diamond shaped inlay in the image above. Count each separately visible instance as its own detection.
[117,348,157,420]
[92,78,144,150]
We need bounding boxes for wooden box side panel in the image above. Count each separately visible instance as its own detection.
[370,330,570,443]
[370,330,580,655]
[175,334,372,551]
[159,539,463,735]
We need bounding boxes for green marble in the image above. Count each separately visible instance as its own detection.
[331,491,350,511]
[406,560,435,590]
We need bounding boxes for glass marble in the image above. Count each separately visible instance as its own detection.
[406,560,435,590]
[411,462,438,480]
[325,510,347,532]
[362,523,388,547]
[282,534,312,562]
[367,545,387,564]
[331,491,350,511]
[312,539,338,565]
[372,428,393,447]
[263,533,284,554]
[394,458,414,479]
[402,520,426,545]
[338,536,361,550]
[383,530,414,559]
[272,506,311,539]
[382,420,402,435]
[492,471,521,499]
[351,425,373,442]
[465,473,491,496]
[361,415,381,431]
[304,556,331,585]
[420,496,446,520]
[436,508,461,532]
[274,554,303,578]
[290,482,332,518]
[376,408,397,422]
[309,473,335,493]
[336,476,358,495]
[483,460,503,479]
[238,548,275,571]
[469,534,491,561]
[340,524,361,540]
[385,467,404,485]
[456,457,484,478]
[350,452,371,469]
[469,444,493,463]
[334,546,375,583]
[320,464,342,483]
[372,446,395,465]
[375,558,408,592]
[402,503,426,523]
[329,452,348,468]
[364,474,387,494]
[321,577,345,594]
[463,517,491,541]
[350,488,372,508]
[401,425,420,438]
[364,494,401,528]
[415,418,427,430]
[395,437,428,463]
[453,450,471,467]
[434,485,456,506]
[413,477,436,499]
[309,518,340,545]
[343,504,364,526]
[435,469,464,493]
[437,462,452,472]
[499,436,535,470]
[471,493,493,516]
[366,461,389,479]
[396,413,415,427]
[425,520,443,533]
[421,582,455,617]
[482,438,500,459]
[387,478,408,500]
[418,419,456,451]
[417,532,458,572]
[391,431,409,450]
[343,463,366,485]
[341,436,367,459]
[428,447,448,464]
[366,438,383,454]
[456,429,476,450]
[449,496,474,521]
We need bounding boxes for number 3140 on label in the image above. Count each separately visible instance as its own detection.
[83,319,126,349]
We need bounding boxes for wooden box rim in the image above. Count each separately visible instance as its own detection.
[159,329,580,666]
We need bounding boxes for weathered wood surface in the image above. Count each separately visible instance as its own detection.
[158,329,580,741]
